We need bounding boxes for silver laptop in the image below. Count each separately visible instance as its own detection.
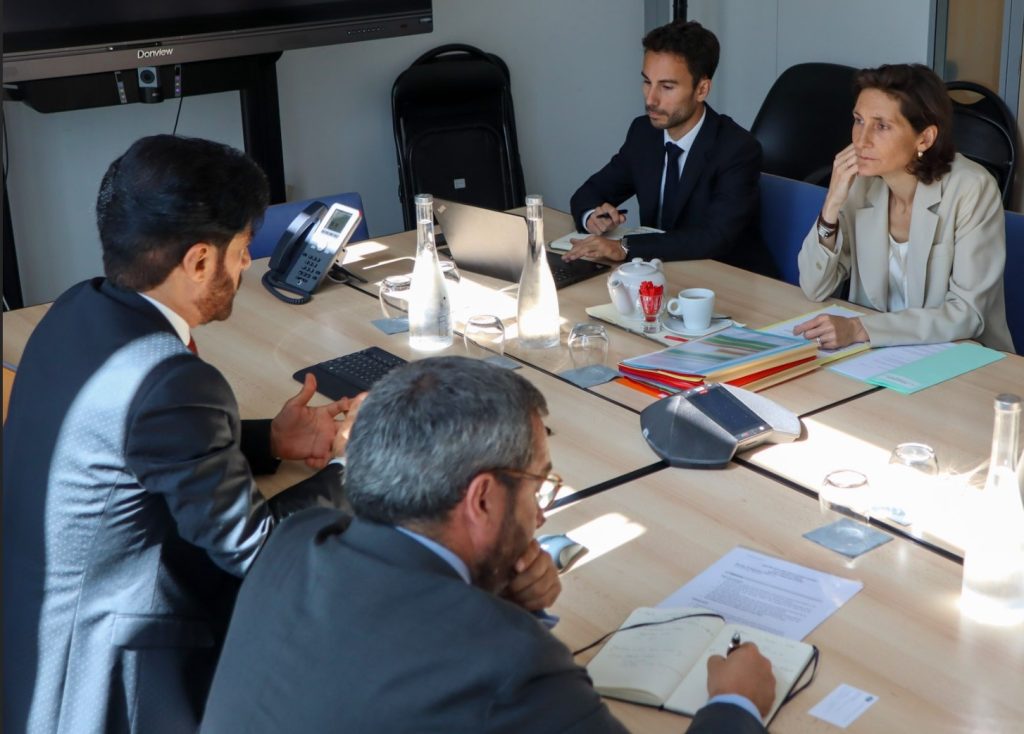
[433,199,609,288]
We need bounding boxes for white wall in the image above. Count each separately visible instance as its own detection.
[4,0,938,306]
[5,0,647,306]
[4,93,244,305]
[275,0,647,238]
[689,0,934,129]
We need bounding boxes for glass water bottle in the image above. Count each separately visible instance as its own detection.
[516,195,560,349]
[960,393,1024,625]
[408,194,453,351]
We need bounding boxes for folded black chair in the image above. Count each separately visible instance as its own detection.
[392,44,527,230]
[947,81,1017,207]
[750,63,858,186]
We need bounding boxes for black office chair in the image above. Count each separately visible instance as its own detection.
[946,81,1017,208]
[391,44,527,231]
[750,63,858,186]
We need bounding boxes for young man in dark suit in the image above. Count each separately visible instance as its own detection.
[3,135,359,734]
[565,20,776,277]
[201,357,776,734]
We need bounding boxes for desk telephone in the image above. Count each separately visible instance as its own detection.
[261,201,362,304]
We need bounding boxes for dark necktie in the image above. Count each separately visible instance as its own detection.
[187,337,199,356]
[659,142,684,229]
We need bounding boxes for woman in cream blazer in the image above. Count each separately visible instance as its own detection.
[795,64,1013,352]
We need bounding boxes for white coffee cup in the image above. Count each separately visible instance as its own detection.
[666,288,715,330]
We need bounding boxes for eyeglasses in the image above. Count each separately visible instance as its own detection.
[492,469,564,510]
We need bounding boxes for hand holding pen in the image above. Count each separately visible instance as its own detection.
[585,203,627,236]
[727,632,742,655]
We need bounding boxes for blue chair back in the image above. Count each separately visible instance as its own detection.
[758,173,827,286]
[250,192,370,259]
[1004,210,1024,354]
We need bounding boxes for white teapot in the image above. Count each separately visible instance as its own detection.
[607,258,666,321]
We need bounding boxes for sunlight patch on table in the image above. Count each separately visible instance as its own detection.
[562,512,646,568]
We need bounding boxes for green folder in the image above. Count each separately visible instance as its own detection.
[866,343,1005,394]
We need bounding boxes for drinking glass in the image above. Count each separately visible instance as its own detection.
[884,443,939,526]
[819,470,876,554]
[638,282,664,335]
[439,260,461,283]
[464,315,506,358]
[379,274,412,318]
[567,323,610,368]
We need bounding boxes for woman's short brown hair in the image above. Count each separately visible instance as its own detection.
[854,63,955,184]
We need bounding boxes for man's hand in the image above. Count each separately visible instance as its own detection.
[563,234,626,263]
[585,203,626,236]
[503,539,561,611]
[331,391,367,460]
[270,374,353,469]
[706,642,777,719]
[793,314,869,350]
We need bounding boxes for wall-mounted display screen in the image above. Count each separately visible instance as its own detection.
[3,0,433,82]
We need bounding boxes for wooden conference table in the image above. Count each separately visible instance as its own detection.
[4,207,1023,732]
[340,207,876,419]
[1,269,657,500]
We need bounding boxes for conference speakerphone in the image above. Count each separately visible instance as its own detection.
[641,383,801,469]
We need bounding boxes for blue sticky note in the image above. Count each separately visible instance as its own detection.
[559,364,620,388]
[371,317,409,335]
[484,355,521,370]
[804,519,892,558]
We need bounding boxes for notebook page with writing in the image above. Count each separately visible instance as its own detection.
[663,623,814,721]
[587,607,721,706]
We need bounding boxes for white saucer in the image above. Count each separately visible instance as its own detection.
[660,314,733,338]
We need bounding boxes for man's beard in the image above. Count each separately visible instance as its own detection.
[196,259,240,324]
[473,496,531,596]
[646,104,694,131]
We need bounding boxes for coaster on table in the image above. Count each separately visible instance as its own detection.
[371,317,409,335]
[484,355,521,370]
[559,364,620,388]
[804,519,892,558]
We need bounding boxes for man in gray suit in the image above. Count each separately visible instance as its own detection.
[201,357,775,733]
[3,135,357,734]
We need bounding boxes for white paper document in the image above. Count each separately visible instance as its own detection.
[656,547,862,640]
[808,684,879,728]
[827,342,954,382]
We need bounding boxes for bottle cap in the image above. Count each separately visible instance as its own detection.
[995,394,1021,411]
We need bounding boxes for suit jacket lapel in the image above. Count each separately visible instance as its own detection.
[854,178,891,310]
[662,106,718,228]
[905,178,941,307]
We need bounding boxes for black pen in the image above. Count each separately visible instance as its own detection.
[726,632,742,655]
[596,208,628,219]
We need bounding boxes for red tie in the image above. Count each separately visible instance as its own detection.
[187,337,199,356]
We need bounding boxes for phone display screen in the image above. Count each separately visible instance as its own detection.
[323,209,352,236]
[689,386,769,440]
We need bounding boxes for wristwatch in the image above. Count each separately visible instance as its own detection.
[816,212,838,240]
[619,236,629,258]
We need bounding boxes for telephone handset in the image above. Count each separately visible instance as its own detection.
[261,201,363,304]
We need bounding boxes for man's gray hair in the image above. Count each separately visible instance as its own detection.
[345,356,548,525]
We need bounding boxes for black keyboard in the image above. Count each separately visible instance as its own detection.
[545,251,610,289]
[293,346,407,400]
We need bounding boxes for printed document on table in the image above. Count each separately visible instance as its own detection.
[827,342,954,382]
[657,547,862,640]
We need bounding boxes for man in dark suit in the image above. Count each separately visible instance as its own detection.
[565,20,776,277]
[201,357,776,734]
[3,135,358,734]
